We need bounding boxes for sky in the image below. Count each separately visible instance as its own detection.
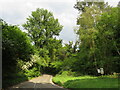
[0,0,119,44]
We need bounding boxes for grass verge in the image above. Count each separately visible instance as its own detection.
[52,74,119,88]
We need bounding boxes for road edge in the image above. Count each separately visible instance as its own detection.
[50,75,68,89]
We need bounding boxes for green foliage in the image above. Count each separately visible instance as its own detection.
[2,20,34,71]
[95,7,120,73]
[51,61,63,70]
[73,2,106,75]
[58,71,78,77]
[23,8,63,49]
[2,71,28,88]
[73,1,119,75]
[74,0,108,12]
[2,20,34,63]
[22,8,63,74]
[25,67,40,79]
[1,19,36,88]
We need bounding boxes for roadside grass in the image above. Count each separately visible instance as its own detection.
[52,74,119,88]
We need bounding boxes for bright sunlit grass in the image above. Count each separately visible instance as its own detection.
[52,75,119,88]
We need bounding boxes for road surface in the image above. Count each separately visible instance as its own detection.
[9,74,67,89]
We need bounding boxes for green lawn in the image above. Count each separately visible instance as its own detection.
[52,75,119,88]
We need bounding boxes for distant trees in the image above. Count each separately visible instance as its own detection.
[73,0,120,75]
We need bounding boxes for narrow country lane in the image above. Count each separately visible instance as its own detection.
[9,74,67,89]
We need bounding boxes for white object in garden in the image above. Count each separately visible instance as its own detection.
[97,69,101,73]
[100,68,104,74]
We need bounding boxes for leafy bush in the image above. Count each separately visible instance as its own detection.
[51,61,63,70]
[25,67,41,79]
[58,71,72,76]
[2,20,35,88]
[2,72,28,88]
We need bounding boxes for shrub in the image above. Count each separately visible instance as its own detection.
[25,67,41,79]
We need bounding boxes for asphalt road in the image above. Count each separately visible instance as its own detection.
[9,74,67,89]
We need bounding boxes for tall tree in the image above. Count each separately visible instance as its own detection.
[23,8,63,49]
[74,0,111,75]
[23,8,63,73]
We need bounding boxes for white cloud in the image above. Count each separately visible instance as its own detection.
[0,0,78,42]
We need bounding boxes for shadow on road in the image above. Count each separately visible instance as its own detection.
[7,75,68,90]
[9,81,67,90]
